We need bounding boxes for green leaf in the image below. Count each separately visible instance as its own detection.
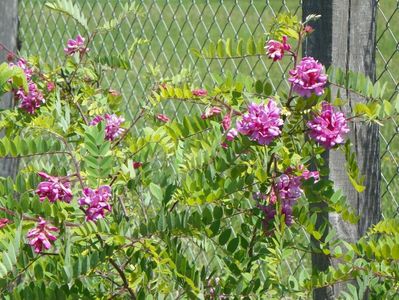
[227,237,239,253]
[45,0,89,31]
[95,55,132,70]
[149,183,163,201]
[219,228,232,246]
[246,37,256,55]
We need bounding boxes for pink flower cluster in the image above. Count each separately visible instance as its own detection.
[26,218,59,253]
[192,88,208,97]
[236,100,283,145]
[90,114,125,141]
[265,35,291,61]
[288,57,327,98]
[10,58,44,114]
[257,166,319,230]
[78,186,112,221]
[307,102,349,149]
[36,172,73,203]
[64,35,89,56]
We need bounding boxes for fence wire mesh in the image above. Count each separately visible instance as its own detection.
[17,0,399,292]
[376,0,399,218]
[18,0,306,288]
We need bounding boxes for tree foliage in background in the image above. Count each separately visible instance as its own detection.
[0,2,398,299]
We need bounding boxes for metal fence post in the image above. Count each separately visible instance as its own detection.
[0,0,19,178]
[303,0,379,298]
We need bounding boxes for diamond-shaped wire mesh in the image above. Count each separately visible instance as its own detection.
[17,0,310,291]
[376,0,399,218]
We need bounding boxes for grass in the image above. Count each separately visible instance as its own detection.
[18,0,399,216]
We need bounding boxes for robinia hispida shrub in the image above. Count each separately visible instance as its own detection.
[0,3,398,299]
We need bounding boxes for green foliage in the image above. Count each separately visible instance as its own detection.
[0,10,394,299]
[45,0,89,31]
[191,37,267,59]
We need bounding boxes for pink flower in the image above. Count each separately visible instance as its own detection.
[26,218,59,253]
[222,114,231,130]
[226,128,238,141]
[288,57,328,98]
[15,82,45,114]
[104,114,125,141]
[133,162,143,169]
[89,115,104,126]
[221,142,229,149]
[10,58,32,80]
[0,218,9,229]
[192,88,208,97]
[78,186,112,221]
[36,172,73,203]
[201,107,222,119]
[304,25,314,34]
[64,35,89,56]
[236,100,283,145]
[265,35,291,61]
[307,102,349,149]
[156,114,170,123]
[89,114,125,141]
[275,174,302,203]
[47,82,55,92]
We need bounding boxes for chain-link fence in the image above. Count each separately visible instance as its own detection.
[16,0,399,289]
[376,0,399,218]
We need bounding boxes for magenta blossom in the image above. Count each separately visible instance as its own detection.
[47,82,55,92]
[192,88,208,97]
[236,100,283,145]
[15,82,45,114]
[64,35,89,56]
[0,218,9,229]
[307,102,349,149]
[201,107,222,119]
[104,114,125,141]
[36,172,73,203]
[78,186,112,221]
[156,114,170,123]
[10,58,33,80]
[90,114,125,141]
[222,114,231,131]
[288,57,328,98]
[26,218,59,253]
[133,161,143,169]
[265,35,291,61]
[226,128,238,141]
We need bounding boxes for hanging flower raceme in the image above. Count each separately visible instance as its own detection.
[26,218,59,253]
[15,82,45,114]
[36,172,73,203]
[10,58,33,80]
[192,88,208,97]
[257,165,319,229]
[288,56,327,98]
[64,34,89,56]
[265,35,291,61]
[307,102,350,149]
[236,99,283,145]
[9,58,45,114]
[90,114,125,141]
[78,186,112,221]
